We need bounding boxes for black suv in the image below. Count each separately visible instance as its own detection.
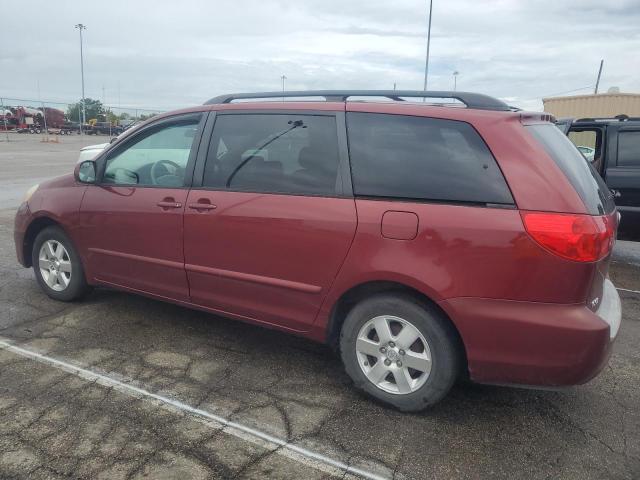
[557,115,640,238]
[88,122,124,135]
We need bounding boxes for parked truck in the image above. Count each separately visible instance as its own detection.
[0,106,69,133]
[557,115,640,239]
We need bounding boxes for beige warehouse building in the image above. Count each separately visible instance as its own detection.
[542,92,640,118]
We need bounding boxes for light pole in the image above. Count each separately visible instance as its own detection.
[75,23,86,135]
[281,75,287,101]
[1,98,9,142]
[453,71,459,91]
[422,0,433,94]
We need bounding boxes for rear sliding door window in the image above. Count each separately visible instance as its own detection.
[203,114,340,196]
[346,113,513,205]
[526,124,615,215]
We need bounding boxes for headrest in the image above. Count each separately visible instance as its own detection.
[298,146,336,170]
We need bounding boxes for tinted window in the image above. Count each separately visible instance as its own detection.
[618,131,640,167]
[203,114,340,196]
[526,124,615,215]
[104,116,201,187]
[346,113,513,204]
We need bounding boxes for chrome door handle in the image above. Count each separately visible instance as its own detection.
[157,201,183,209]
[188,203,217,211]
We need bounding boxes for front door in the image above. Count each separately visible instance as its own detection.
[78,113,204,301]
[608,128,640,234]
[184,112,357,332]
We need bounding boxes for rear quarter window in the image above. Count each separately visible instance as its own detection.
[526,124,615,215]
[346,113,513,205]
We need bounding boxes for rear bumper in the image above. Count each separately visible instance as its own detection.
[14,202,31,267]
[597,279,621,339]
[440,280,622,386]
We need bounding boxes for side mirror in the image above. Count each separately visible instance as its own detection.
[110,137,118,144]
[75,160,96,184]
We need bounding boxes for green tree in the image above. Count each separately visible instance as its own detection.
[106,110,119,124]
[66,98,106,123]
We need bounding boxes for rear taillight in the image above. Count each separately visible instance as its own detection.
[521,211,615,262]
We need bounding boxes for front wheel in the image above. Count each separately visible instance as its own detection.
[340,293,461,412]
[32,226,91,301]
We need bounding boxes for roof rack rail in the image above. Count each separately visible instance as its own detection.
[204,90,511,111]
[575,115,640,123]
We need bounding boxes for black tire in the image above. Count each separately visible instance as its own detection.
[32,226,91,302]
[340,293,461,412]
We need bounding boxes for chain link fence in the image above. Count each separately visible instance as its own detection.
[0,96,165,141]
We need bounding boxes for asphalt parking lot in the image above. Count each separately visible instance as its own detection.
[0,134,639,479]
[0,133,99,208]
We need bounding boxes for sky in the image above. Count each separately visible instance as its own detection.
[1,0,639,113]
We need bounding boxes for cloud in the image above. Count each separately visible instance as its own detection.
[0,0,638,113]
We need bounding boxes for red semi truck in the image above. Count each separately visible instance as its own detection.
[0,106,69,133]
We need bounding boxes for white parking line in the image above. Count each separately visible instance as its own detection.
[0,338,390,480]
[617,287,640,295]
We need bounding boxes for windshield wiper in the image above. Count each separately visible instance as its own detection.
[225,120,306,188]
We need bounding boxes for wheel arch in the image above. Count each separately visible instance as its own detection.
[325,280,468,373]
[22,216,64,267]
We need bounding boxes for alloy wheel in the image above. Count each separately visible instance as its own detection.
[356,315,432,395]
[38,240,72,292]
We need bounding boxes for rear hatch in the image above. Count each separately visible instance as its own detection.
[523,123,617,312]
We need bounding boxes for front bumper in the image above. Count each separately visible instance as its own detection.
[440,281,622,387]
[14,201,31,267]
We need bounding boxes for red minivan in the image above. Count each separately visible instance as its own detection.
[14,91,622,411]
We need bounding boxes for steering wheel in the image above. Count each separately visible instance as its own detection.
[150,160,183,186]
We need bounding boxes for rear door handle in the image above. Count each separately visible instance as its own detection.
[157,201,183,209]
[188,202,217,211]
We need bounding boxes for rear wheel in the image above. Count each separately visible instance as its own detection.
[32,226,90,301]
[340,293,461,411]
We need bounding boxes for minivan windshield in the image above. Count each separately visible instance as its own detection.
[526,124,615,215]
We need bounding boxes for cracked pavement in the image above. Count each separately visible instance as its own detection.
[1,135,639,479]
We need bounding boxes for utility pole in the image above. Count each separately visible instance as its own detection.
[75,23,87,135]
[453,71,459,91]
[594,59,604,94]
[37,79,48,140]
[423,0,433,94]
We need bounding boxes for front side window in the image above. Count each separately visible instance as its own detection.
[346,112,513,205]
[103,115,201,187]
[203,114,340,196]
[568,127,604,171]
[618,131,640,167]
